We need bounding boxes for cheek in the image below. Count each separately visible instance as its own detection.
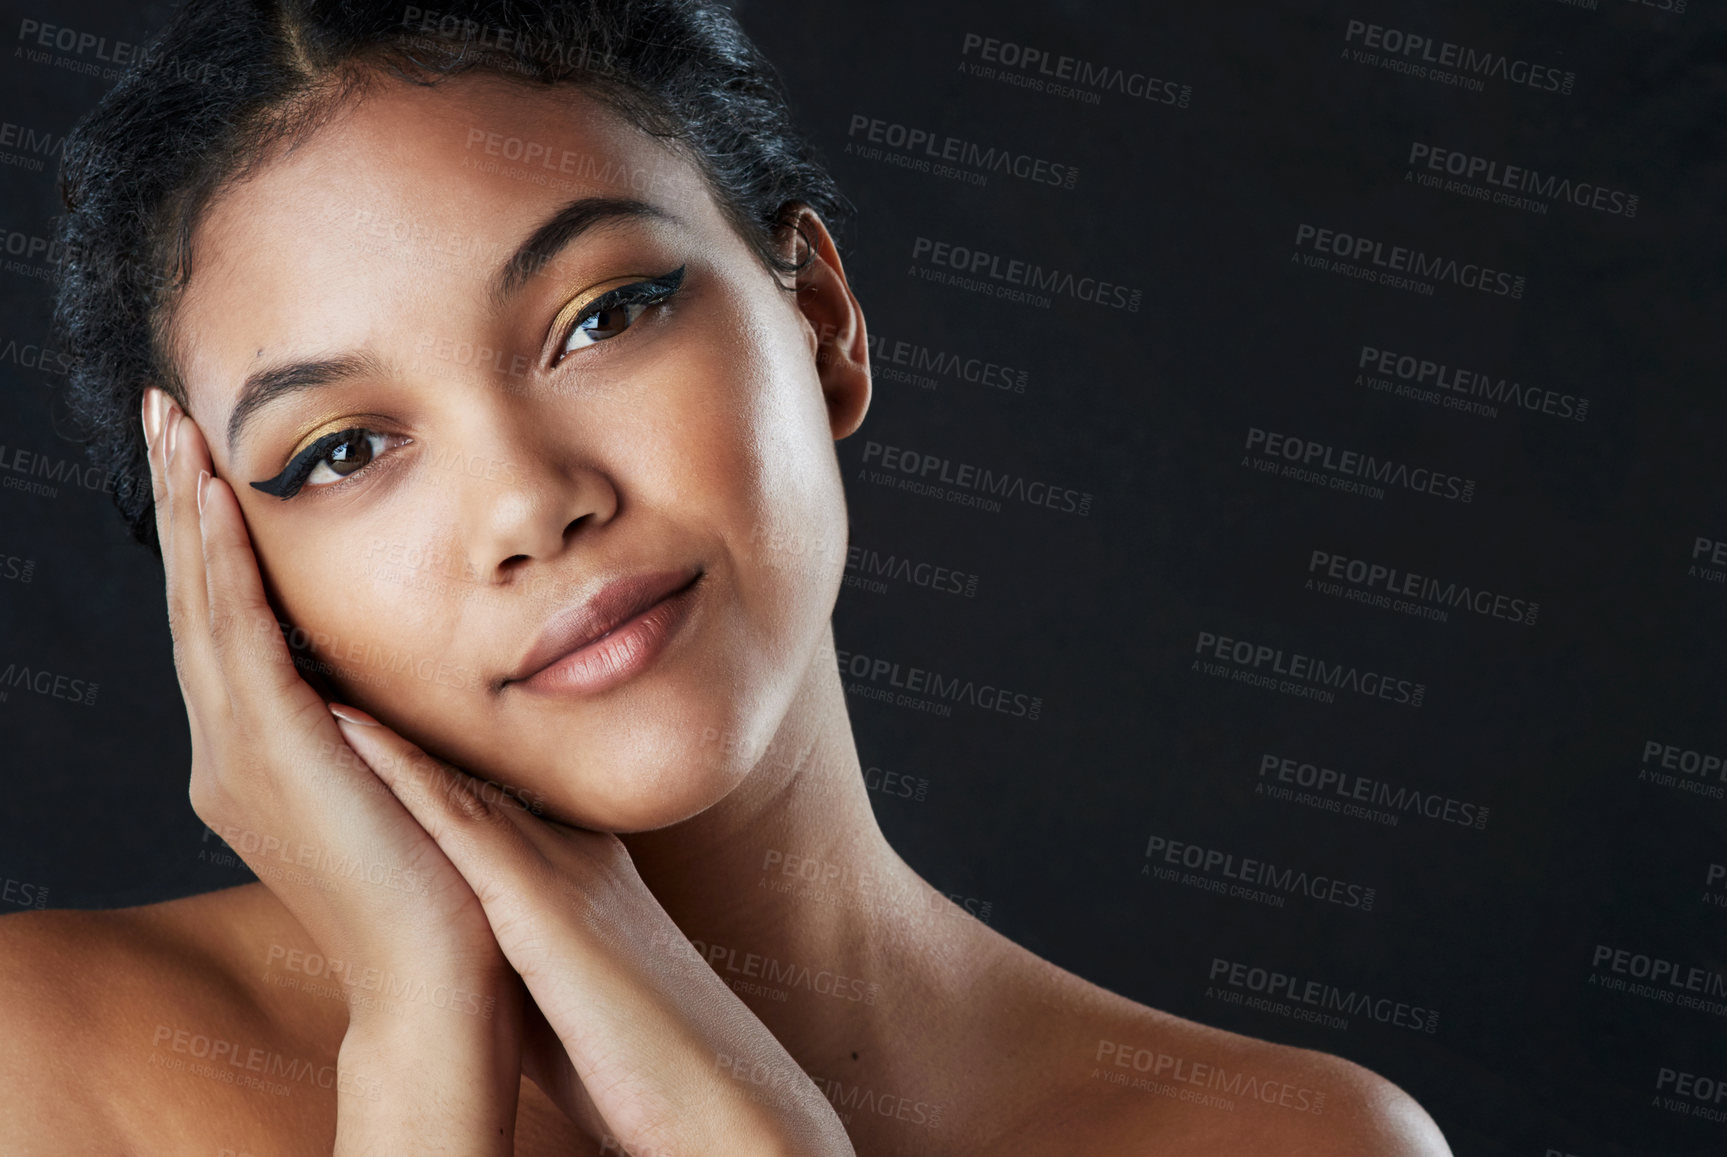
[681,299,848,594]
[250,501,480,714]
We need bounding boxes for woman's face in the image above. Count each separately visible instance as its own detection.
[168,74,868,831]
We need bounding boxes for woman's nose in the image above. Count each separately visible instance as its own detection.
[452,419,620,579]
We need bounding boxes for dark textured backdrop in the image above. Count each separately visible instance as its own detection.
[2,2,1723,1153]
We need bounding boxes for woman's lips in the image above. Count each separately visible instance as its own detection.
[506,567,703,696]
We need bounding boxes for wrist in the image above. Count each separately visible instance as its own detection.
[328,954,516,1031]
[335,979,525,1157]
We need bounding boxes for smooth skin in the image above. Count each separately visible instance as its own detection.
[0,74,1452,1155]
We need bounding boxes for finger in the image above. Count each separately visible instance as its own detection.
[334,715,537,902]
[140,387,170,506]
[520,998,610,1139]
[159,400,225,709]
[196,461,320,710]
[144,388,177,570]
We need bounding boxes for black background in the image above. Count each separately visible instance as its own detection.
[2,2,1724,1153]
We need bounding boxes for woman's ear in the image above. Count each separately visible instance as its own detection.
[780,206,871,440]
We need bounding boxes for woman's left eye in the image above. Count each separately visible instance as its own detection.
[554,266,686,364]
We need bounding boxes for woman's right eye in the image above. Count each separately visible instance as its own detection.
[250,427,409,500]
[303,429,392,487]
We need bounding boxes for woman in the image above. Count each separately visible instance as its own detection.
[0,1,1452,1152]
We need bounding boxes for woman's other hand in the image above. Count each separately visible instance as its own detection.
[142,388,524,1154]
[337,720,857,1157]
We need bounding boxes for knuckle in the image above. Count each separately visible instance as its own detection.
[441,773,497,825]
[165,594,198,642]
[186,765,225,823]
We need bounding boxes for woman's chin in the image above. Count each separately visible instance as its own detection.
[453,731,752,834]
[541,763,745,834]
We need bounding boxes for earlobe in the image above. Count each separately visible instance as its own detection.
[783,207,871,441]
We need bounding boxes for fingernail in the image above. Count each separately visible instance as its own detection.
[196,470,210,514]
[166,408,183,464]
[329,703,379,727]
[141,390,164,449]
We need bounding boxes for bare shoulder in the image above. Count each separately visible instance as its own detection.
[989,950,1452,1156]
[0,885,339,1156]
[0,900,167,1151]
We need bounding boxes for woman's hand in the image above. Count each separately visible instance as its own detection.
[142,390,525,1154]
[335,723,858,1157]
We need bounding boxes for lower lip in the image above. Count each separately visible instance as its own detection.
[514,576,702,697]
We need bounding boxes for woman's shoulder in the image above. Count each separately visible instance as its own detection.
[984,948,1453,1156]
[0,884,342,1154]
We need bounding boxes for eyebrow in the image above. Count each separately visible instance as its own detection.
[226,353,386,454]
[226,195,677,455]
[490,195,677,306]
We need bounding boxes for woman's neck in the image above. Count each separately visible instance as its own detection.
[621,628,993,1079]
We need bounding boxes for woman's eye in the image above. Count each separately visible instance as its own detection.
[553,266,686,365]
[304,429,392,487]
[561,300,650,356]
[249,426,409,500]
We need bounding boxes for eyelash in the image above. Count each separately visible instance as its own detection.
[248,266,687,501]
[552,265,686,366]
[250,428,408,501]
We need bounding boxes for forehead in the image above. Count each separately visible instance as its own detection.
[172,75,712,430]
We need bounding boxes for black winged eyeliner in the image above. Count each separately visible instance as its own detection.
[249,266,687,500]
[251,428,364,499]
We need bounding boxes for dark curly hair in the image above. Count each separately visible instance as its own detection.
[52,0,850,551]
